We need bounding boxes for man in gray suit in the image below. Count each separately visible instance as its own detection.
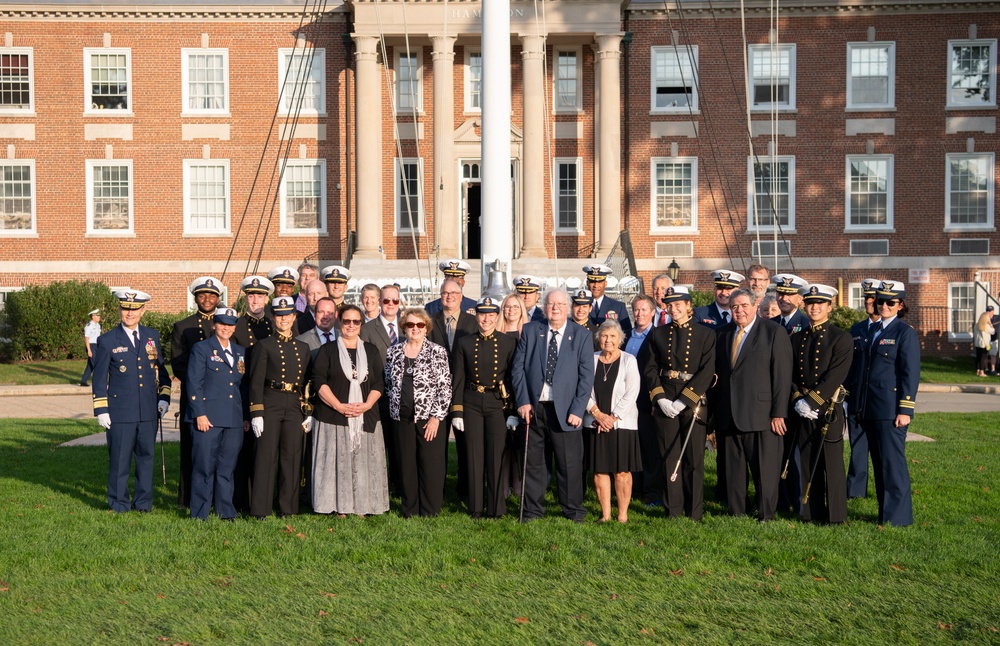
[512,289,596,522]
[296,297,337,359]
[711,288,792,521]
[360,283,403,492]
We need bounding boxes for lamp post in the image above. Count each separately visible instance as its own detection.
[667,258,681,282]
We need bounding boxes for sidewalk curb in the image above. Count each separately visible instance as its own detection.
[0,383,182,397]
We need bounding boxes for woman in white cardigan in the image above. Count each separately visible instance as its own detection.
[584,319,643,523]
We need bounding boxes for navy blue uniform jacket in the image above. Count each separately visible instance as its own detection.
[185,337,247,428]
[589,296,632,336]
[845,317,920,420]
[92,325,171,422]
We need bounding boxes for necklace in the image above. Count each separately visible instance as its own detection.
[600,354,618,382]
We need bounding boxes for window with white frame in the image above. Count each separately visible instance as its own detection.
[947,39,996,108]
[848,283,864,310]
[651,46,698,111]
[465,50,482,112]
[281,160,326,234]
[651,157,697,233]
[395,158,422,232]
[86,161,133,234]
[847,42,895,109]
[183,160,230,234]
[182,49,229,114]
[554,158,582,232]
[554,48,581,111]
[946,153,994,229]
[949,282,975,340]
[0,161,35,234]
[279,48,325,115]
[395,49,421,112]
[748,44,795,110]
[846,155,893,229]
[748,156,794,230]
[84,48,131,112]
[0,287,22,312]
[0,48,33,112]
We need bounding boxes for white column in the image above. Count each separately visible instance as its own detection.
[519,34,546,258]
[595,34,623,256]
[352,35,383,259]
[481,0,513,287]
[431,36,458,258]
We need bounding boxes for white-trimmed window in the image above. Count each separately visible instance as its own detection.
[280,159,326,234]
[651,157,697,233]
[748,44,795,110]
[846,155,893,230]
[84,48,131,113]
[465,50,482,112]
[946,153,994,229]
[847,283,865,310]
[554,157,582,232]
[395,158,423,232]
[183,160,230,235]
[278,48,325,115]
[847,42,895,109]
[86,160,133,235]
[0,48,33,113]
[947,39,996,108]
[949,282,975,341]
[748,156,794,231]
[0,161,35,235]
[395,49,422,112]
[182,49,229,114]
[0,287,23,312]
[553,48,582,112]
[651,46,698,112]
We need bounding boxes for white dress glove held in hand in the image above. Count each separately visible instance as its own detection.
[158,401,169,418]
[302,416,313,433]
[251,417,264,438]
[506,416,519,431]
[658,398,677,418]
[671,399,687,416]
[97,413,111,429]
[452,417,464,432]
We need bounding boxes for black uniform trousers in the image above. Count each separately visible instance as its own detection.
[178,391,194,508]
[522,402,586,521]
[397,418,449,517]
[250,391,305,517]
[191,425,243,520]
[846,415,870,498]
[797,422,847,523]
[461,389,509,518]
[499,423,524,498]
[107,420,157,513]
[232,432,256,513]
[724,425,781,520]
[863,418,913,527]
[636,400,662,503]
[656,407,706,520]
[777,432,803,514]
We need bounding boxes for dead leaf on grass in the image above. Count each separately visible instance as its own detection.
[609,593,619,600]
[156,637,170,642]
[0,580,8,593]
[348,638,363,643]
[323,592,337,598]
[156,594,166,599]
[890,563,905,571]
[296,533,306,539]
[698,570,710,576]
[213,576,233,588]
[514,617,530,624]
[764,567,774,577]
[640,628,656,636]
[814,577,826,581]
[978,465,984,472]
[670,569,684,576]
[469,558,477,563]
[550,544,558,551]
[318,610,329,617]
[638,540,645,547]
[938,621,952,631]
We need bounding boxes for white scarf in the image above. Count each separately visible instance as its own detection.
[337,337,368,451]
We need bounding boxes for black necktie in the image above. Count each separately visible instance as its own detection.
[322,332,332,345]
[545,329,559,386]
[132,330,140,349]
[224,348,233,366]
[721,311,729,324]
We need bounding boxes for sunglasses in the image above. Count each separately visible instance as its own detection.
[405,321,427,329]
[340,319,362,326]
[382,298,401,305]
[875,299,899,307]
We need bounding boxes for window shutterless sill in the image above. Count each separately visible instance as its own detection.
[649,229,699,236]
[83,112,135,118]
[0,232,39,238]
[182,232,233,238]
[844,227,895,234]
[86,232,136,238]
[649,110,701,117]
[279,231,328,237]
[943,226,995,233]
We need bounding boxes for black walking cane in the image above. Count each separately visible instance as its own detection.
[518,413,532,524]
[802,387,847,505]
[669,400,702,483]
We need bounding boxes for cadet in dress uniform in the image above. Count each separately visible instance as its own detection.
[93,290,171,512]
[845,277,882,499]
[771,274,811,334]
[268,266,301,336]
[231,275,275,513]
[514,275,547,323]
[171,276,222,508]
[789,285,853,524]
[585,264,633,337]
[693,269,745,329]
[321,264,352,314]
[850,280,920,526]
[425,260,478,315]
[248,296,313,518]
[570,288,599,349]
[186,307,247,521]
[450,296,517,518]
[637,286,716,520]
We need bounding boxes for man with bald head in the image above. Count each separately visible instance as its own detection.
[297,279,329,335]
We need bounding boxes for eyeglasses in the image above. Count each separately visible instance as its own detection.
[340,319,362,326]
[405,321,427,329]
[442,291,462,297]
[502,305,520,311]
[875,299,899,307]
[382,298,400,305]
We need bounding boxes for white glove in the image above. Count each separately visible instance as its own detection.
[506,416,519,431]
[158,401,169,418]
[671,399,687,415]
[452,417,465,432]
[97,413,112,429]
[794,399,819,420]
[658,398,678,418]
[251,417,264,438]
[302,416,313,433]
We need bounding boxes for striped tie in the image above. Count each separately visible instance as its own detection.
[388,322,397,345]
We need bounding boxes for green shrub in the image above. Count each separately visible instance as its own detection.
[830,305,867,331]
[5,281,119,362]
[690,289,714,308]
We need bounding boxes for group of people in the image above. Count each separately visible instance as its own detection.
[89,260,920,527]
[974,305,999,377]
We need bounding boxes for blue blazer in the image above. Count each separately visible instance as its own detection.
[527,306,547,324]
[92,325,171,423]
[512,320,596,432]
[589,296,632,336]
[185,337,246,428]
[848,317,920,420]
[772,310,810,335]
[425,295,477,316]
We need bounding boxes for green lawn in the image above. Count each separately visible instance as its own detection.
[920,355,997,384]
[1,415,997,643]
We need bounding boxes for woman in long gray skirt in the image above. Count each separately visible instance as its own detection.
[311,304,389,516]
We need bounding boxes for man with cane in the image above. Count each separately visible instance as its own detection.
[789,284,853,524]
[638,286,716,521]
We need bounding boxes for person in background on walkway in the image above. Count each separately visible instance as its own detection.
[92,290,171,513]
[360,283,381,323]
[294,263,319,313]
[385,307,452,517]
[845,278,882,499]
[80,308,102,387]
[974,306,995,377]
[186,307,246,521]
[585,319,642,523]
[990,306,999,375]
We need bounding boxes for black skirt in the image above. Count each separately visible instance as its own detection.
[585,357,642,473]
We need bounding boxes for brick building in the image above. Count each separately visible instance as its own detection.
[0,0,997,355]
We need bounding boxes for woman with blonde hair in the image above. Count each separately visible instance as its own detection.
[974,307,995,377]
[495,294,529,339]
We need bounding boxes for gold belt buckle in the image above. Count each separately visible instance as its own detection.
[669,370,679,379]
[475,385,485,393]
[281,382,294,392]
